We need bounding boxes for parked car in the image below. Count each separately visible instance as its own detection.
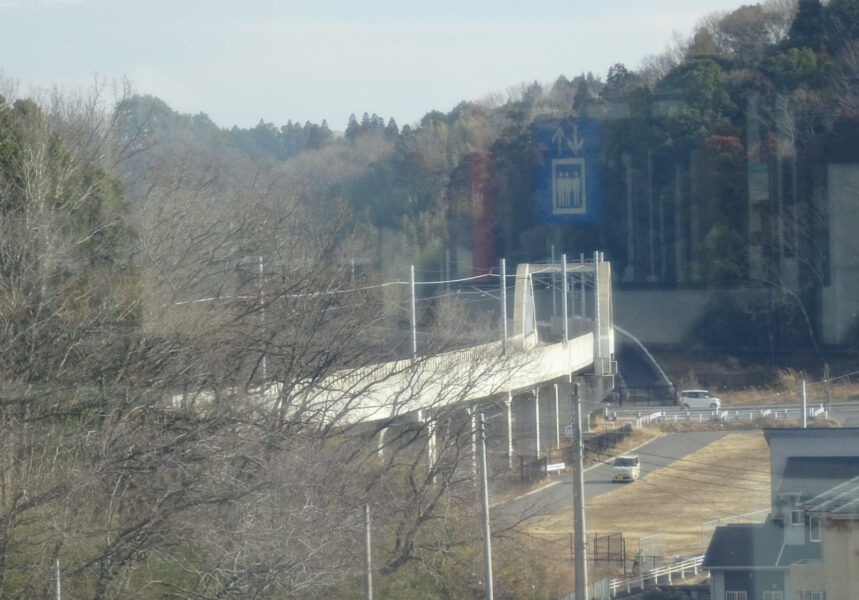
[678,389,720,410]
[612,455,640,482]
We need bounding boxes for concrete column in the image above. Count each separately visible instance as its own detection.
[418,409,437,473]
[554,383,561,449]
[377,426,387,459]
[506,392,514,470]
[557,378,573,431]
[580,254,586,318]
[534,387,541,459]
[427,420,437,472]
[470,407,478,482]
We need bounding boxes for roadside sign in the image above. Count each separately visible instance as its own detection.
[534,117,602,224]
[545,462,566,472]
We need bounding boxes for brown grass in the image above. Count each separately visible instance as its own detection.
[720,377,859,406]
[517,432,771,578]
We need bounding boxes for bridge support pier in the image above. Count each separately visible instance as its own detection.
[428,420,437,472]
[413,409,438,475]
[506,393,514,470]
[574,374,615,430]
[557,378,573,433]
[377,426,387,458]
[469,407,477,481]
[553,383,561,449]
[537,384,561,456]
[534,388,541,459]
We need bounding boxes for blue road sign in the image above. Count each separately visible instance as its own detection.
[534,118,602,224]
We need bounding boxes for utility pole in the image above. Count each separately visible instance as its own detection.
[410,264,417,360]
[445,249,451,292]
[55,557,61,600]
[800,379,807,429]
[364,505,373,600]
[478,413,495,600]
[259,256,267,386]
[593,251,601,371]
[572,382,589,600]
[579,253,586,317]
[562,254,569,343]
[551,245,557,319]
[500,258,508,354]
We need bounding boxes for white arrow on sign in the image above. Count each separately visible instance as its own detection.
[552,126,566,155]
[567,123,585,155]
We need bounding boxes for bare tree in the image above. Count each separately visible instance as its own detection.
[0,79,541,599]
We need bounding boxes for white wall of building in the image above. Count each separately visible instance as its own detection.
[822,164,859,345]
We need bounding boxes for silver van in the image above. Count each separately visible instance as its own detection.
[679,389,721,410]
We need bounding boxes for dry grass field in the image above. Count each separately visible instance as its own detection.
[515,431,772,586]
[653,347,859,407]
[719,374,859,406]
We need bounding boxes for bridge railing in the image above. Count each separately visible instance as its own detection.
[609,555,705,596]
[613,405,830,428]
[634,411,665,427]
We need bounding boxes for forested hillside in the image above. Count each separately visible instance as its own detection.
[114,0,859,353]
[1,0,859,597]
[187,0,856,352]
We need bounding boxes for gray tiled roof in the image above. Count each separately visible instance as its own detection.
[776,541,820,566]
[703,521,784,569]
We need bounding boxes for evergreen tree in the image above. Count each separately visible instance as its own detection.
[787,0,825,51]
[824,0,859,52]
[573,79,596,115]
[603,63,639,98]
[319,119,333,145]
[547,75,577,113]
[345,113,360,141]
[385,117,399,138]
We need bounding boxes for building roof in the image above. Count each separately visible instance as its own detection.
[778,456,859,500]
[777,541,820,566]
[804,474,859,517]
[703,518,822,570]
[764,427,859,442]
[703,521,784,569]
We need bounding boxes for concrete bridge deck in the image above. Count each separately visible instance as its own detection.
[176,254,617,465]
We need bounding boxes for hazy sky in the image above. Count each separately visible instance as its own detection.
[2,0,758,130]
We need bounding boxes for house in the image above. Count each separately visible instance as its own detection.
[796,474,859,598]
[703,428,859,600]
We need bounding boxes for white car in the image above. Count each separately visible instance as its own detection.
[679,389,721,410]
[612,455,640,482]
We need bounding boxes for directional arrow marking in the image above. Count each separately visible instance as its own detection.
[567,123,585,155]
[552,126,566,155]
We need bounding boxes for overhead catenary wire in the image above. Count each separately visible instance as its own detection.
[174,261,592,307]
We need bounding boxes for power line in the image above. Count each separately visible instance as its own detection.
[614,448,771,477]
[585,442,770,475]
[586,447,771,496]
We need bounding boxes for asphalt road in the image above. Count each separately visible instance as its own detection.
[494,430,732,526]
[829,401,859,426]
